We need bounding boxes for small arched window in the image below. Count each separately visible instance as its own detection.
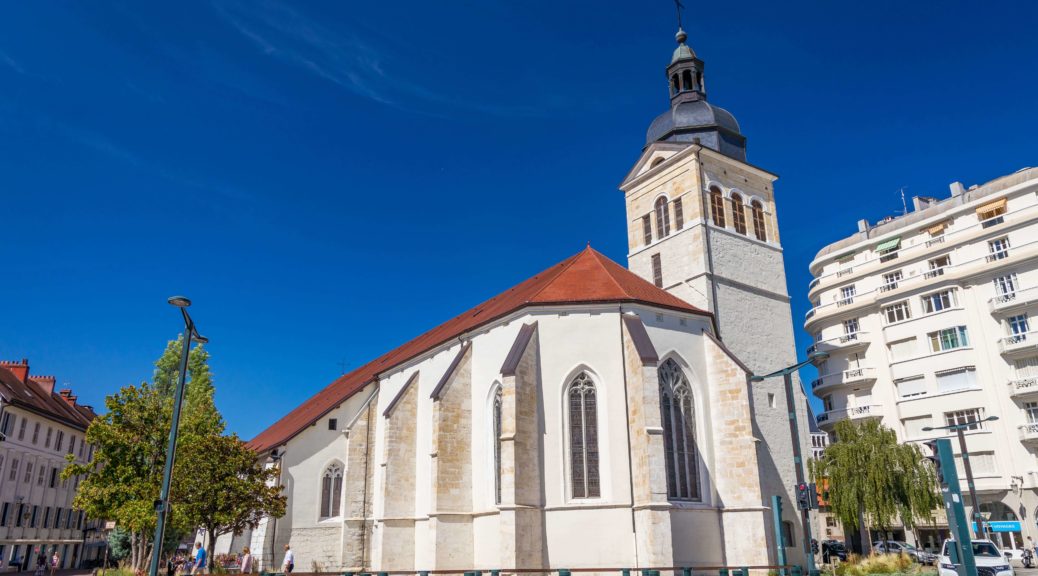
[320,463,343,519]
[650,157,665,168]
[654,197,671,239]
[568,372,600,498]
[659,359,700,501]
[709,187,726,227]
[492,386,503,505]
[731,193,747,235]
[681,70,693,92]
[751,200,767,241]
[670,75,679,96]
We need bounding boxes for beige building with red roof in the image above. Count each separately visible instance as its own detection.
[0,359,105,572]
[239,22,811,575]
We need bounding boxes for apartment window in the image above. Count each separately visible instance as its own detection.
[883,301,911,324]
[925,255,951,278]
[30,506,37,528]
[936,366,978,392]
[921,289,957,314]
[651,253,663,288]
[1026,402,1038,424]
[23,462,32,484]
[17,418,26,441]
[881,270,903,292]
[731,193,747,235]
[903,415,933,438]
[977,199,1007,228]
[49,467,58,488]
[37,465,44,486]
[929,326,970,352]
[993,274,1018,300]
[988,237,1010,261]
[888,337,917,361]
[823,395,834,412]
[751,200,767,241]
[877,237,901,262]
[43,507,50,528]
[896,375,927,399]
[31,422,39,444]
[45,427,52,448]
[709,187,726,227]
[1008,314,1030,336]
[0,413,12,439]
[944,408,985,430]
[0,503,7,527]
[642,215,652,245]
[673,197,684,230]
[654,196,671,239]
[842,318,860,337]
[1016,357,1038,379]
[68,436,75,455]
[327,418,337,431]
[55,430,64,452]
[8,459,18,482]
[838,285,856,306]
[14,504,23,527]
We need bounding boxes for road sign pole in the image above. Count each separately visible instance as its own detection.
[935,438,977,576]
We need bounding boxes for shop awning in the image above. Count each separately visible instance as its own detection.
[976,198,1007,219]
[924,221,947,235]
[875,237,901,252]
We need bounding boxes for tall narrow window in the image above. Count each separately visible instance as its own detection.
[642,215,652,245]
[709,187,726,227]
[493,387,503,505]
[730,193,747,234]
[651,253,663,288]
[568,372,600,498]
[659,359,700,500]
[654,197,671,239]
[673,197,684,230]
[751,200,767,241]
[319,463,343,519]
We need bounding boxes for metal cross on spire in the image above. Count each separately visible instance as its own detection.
[674,0,685,30]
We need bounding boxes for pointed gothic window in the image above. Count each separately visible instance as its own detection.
[731,193,747,235]
[654,197,671,239]
[493,386,503,505]
[659,359,700,501]
[709,187,726,227]
[751,200,767,241]
[568,372,600,498]
[319,463,343,519]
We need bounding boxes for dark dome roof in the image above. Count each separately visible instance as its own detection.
[646,99,741,144]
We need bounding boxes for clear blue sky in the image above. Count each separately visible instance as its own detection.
[2,1,1036,438]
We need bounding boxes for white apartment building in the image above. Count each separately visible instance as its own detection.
[803,166,1038,552]
[0,359,104,572]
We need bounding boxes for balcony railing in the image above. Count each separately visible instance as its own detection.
[879,282,899,293]
[812,366,877,391]
[1000,331,1038,354]
[989,286,1038,313]
[923,267,946,279]
[809,277,820,291]
[836,297,854,307]
[925,235,946,248]
[987,249,1011,263]
[1020,423,1038,443]
[1009,377,1038,398]
[816,404,881,426]
[836,267,854,278]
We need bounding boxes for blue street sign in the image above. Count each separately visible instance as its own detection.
[971,521,1022,533]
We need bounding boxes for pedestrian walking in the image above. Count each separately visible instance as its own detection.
[281,545,294,575]
[34,550,46,576]
[192,543,207,575]
[240,548,252,574]
[50,552,60,576]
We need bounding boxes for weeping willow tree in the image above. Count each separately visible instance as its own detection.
[809,419,941,555]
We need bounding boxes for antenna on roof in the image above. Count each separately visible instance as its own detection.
[337,358,348,375]
[900,186,908,215]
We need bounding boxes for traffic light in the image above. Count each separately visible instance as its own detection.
[923,440,945,484]
[796,482,811,510]
[811,539,819,554]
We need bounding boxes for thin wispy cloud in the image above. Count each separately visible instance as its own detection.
[212,0,549,117]
[0,50,25,75]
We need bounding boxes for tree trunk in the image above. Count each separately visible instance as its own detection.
[206,527,217,566]
[858,504,872,556]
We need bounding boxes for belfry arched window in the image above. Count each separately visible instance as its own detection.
[681,70,693,92]
[751,200,767,242]
[731,193,747,235]
[654,197,671,239]
[320,463,343,519]
[492,386,503,505]
[659,359,700,500]
[568,372,600,498]
[709,187,726,228]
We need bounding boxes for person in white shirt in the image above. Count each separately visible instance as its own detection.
[281,545,294,574]
[240,547,252,574]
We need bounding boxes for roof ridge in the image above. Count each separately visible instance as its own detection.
[525,249,591,303]
[585,248,628,295]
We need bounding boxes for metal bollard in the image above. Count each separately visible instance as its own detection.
[560,570,572,576]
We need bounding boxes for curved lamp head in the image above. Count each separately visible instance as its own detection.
[193,334,210,344]
[807,350,831,364]
[167,296,192,308]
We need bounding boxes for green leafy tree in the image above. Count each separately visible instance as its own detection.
[173,434,286,555]
[810,419,941,554]
[108,528,131,562]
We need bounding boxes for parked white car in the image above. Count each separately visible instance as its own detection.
[939,539,1014,576]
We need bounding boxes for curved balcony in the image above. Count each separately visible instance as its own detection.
[816,404,882,430]
[807,332,870,358]
[1020,423,1038,444]
[990,286,1038,315]
[811,366,877,394]
[1009,377,1038,399]
[999,331,1038,357]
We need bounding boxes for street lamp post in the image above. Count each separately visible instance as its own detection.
[148,296,208,576]
[750,350,829,576]
[922,415,999,539]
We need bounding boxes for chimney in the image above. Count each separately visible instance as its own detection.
[857,219,869,232]
[59,389,77,407]
[949,182,965,197]
[0,359,30,383]
[913,196,938,211]
[33,376,56,395]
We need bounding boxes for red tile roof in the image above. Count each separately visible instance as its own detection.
[248,247,709,453]
[0,365,97,430]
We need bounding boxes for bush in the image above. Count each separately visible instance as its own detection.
[831,553,935,576]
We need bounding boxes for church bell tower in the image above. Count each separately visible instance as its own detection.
[619,23,812,566]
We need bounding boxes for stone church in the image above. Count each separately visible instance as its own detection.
[238,25,809,573]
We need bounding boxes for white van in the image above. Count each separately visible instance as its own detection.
[939,539,1013,576]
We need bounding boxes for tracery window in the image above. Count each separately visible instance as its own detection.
[568,372,600,498]
[709,187,726,227]
[654,197,671,239]
[731,193,747,235]
[751,200,767,241]
[319,463,343,519]
[493,386,503,505]
[659,359,700,500]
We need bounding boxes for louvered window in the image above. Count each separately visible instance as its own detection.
[654,197,671,239]
[642,215,652,245]
[568,373,600,498]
